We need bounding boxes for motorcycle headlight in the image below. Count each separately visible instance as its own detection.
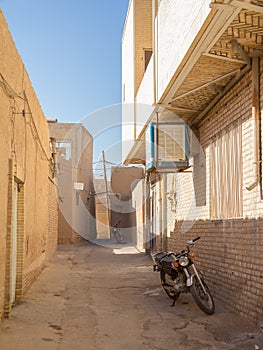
[179,256,189,267]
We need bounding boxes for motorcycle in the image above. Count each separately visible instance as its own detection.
[153,237,215,315]
[111,220,127,244]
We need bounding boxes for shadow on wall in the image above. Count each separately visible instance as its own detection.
[169,217,262,326]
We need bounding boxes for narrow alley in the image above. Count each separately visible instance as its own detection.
[0,241,262,350]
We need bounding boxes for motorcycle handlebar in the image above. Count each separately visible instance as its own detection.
[187,236,201,246]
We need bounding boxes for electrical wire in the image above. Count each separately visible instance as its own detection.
[57,161,113,172]
[92,160,120,165]
[0,73,50,165]
[23,91,50,162]
[0,73,26,100]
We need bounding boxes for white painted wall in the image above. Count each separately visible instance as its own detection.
[122,0,135,161]
[132,178,145,249]
[135,57,155,138]
[121,0,212,163]
[122,0,135,105]
[156,0,211,101]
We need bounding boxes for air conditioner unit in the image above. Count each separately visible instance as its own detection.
[145,122,189,172]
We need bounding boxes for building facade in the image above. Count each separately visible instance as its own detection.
[0,10,58,319]
[122,0,263,324]
[110,166,145,248]
[49,122,96,244]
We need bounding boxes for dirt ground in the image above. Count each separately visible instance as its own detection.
[0,241,262,350]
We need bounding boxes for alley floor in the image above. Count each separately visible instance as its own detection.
[0,241,262,350]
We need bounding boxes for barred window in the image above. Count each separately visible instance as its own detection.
[210,122,243,219]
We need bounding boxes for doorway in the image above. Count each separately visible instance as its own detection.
[11,182,18,304]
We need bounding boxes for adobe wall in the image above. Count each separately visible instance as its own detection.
[49,122,96,243]
[45,178,59,261]
[0,10,57,319]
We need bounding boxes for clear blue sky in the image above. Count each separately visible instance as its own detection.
[0,0,130,167]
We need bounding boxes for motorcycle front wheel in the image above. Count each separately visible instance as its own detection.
[160,271,180,301]
[190,276,215,315]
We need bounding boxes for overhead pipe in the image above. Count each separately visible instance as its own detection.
[230,39,251,66]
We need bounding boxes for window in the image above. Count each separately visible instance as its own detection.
[210,122,242,218]
[56,141,71,160]
[144,50,153,71]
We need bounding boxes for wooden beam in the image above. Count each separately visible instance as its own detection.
[169,69,241,103]
[191,64,251,128]
[168,106,202,113]
[231,0,263,13]
[203,52,246,64]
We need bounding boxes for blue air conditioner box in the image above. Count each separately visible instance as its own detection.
[145,122,189,171]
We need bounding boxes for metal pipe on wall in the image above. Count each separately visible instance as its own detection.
[162,173,167,252]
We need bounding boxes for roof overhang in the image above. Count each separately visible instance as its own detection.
[159,0,263,128]
[123,138,145,166]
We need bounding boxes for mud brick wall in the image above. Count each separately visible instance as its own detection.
[0,10,58,320]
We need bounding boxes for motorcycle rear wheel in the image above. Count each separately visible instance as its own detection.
[160,271,180,301]
[114,230,127,244]
[190,276,215,315]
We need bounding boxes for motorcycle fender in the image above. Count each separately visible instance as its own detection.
[183,268,194,287]
[186,275,194,287]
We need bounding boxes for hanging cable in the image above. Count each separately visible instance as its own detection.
[23,91,50,162]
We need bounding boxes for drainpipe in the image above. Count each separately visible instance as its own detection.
[158,175,163,250]
[162,173,167,251]
[145,180,151,254]
[246,56,262,196]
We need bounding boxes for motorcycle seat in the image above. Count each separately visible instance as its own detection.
[154,252,167,263]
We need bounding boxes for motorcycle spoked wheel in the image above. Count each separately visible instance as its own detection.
[190,276,215,315]
[160,271,180,301]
